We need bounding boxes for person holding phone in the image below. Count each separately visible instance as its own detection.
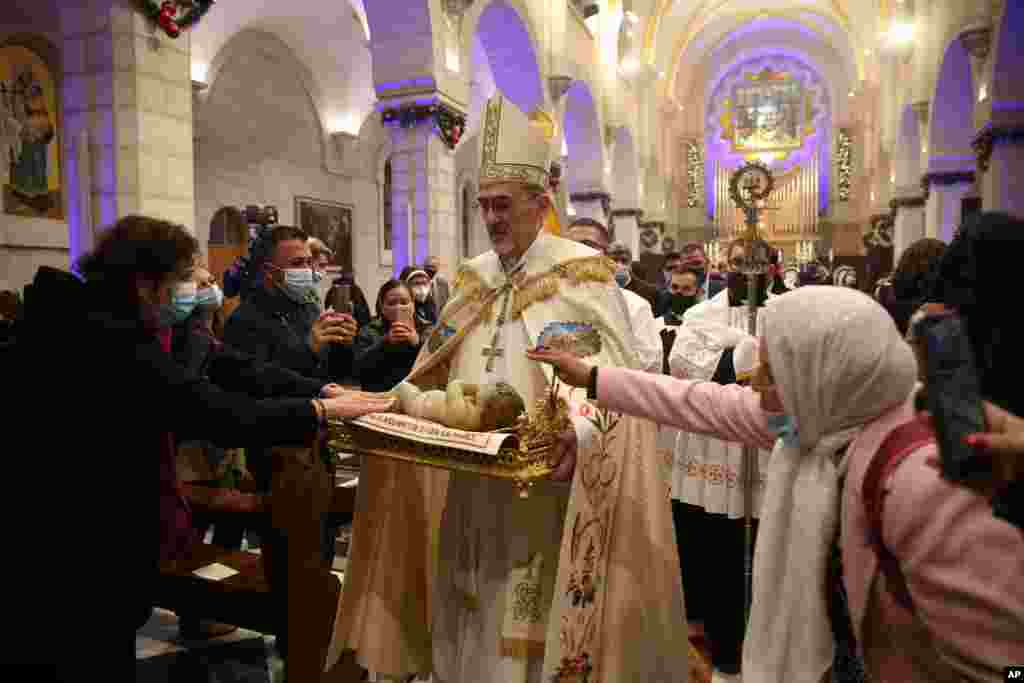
[353,279,424,392]
[528,285,1023,683]
[926,211,1024,533]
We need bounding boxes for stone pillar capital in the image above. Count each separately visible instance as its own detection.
[959,25,993,61]
[972,123,1024,173]
[380,101,466,150]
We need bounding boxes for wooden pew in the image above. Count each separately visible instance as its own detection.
[155,440,364,682]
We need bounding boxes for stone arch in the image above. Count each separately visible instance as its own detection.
[563,80,606,194]
[363,1,437,89]
[203,29,329,152]
[991,0,1024,105]
[611,126,640,207]
[927,39,975,167]
[464,0,547,115]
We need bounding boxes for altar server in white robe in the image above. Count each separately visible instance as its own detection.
[565,217,663,373]
[667,243,777,683]
[329,94,689,683]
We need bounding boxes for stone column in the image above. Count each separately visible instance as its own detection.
[609,208,642,256]
[381,102,465,276]
[959,25,992,108]
[60,0,195,263]
[974,122,1024,218]
[890,194,927,260]
[922,172,976,241]
[569,191,611,228]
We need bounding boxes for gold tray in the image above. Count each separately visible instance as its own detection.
[326,397,570,496]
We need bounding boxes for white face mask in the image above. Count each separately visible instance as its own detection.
[412,285,430,303]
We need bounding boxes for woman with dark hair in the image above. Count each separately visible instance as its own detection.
[353,279,424,392]
[885,237,946,335]
[927,212,1023,530]
[9,215,393,678]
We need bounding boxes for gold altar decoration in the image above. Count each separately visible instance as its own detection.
[327,395,571,497]
[717,68,817,162]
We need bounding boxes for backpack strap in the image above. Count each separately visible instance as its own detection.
[862,417,936,611]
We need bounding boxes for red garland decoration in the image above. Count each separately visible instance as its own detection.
[138,0,215,39]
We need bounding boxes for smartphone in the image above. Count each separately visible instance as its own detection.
[915,314,988,482]
[329,284,352,315]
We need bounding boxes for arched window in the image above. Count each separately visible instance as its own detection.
[462,183,473,259]
[383,157,393,251]
[209,206,246,245]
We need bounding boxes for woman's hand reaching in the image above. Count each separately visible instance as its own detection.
[525,347,593,388]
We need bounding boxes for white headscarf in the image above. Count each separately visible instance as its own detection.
[742,286,917,683]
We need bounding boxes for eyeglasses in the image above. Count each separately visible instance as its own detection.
[475,197,515,214]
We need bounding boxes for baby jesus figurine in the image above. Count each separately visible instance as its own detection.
[394,379,526,432]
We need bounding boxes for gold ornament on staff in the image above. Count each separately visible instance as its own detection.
[728,160,774,626]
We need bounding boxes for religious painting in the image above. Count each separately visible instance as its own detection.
[1,43,62,219]
[718,68,815,159]
[295,196,353,273]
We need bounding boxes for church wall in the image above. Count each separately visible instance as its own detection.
[193,31,389,303]
[0,3,68,293]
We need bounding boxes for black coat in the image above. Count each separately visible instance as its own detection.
[172,315,324,399]
[9,267,320,675]
[353,318,423,392]
[224,286,353,383]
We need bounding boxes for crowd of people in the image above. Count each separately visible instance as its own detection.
[3,91,1022,683]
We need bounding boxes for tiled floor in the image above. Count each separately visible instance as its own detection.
[135,607,283,683]
[136,529,349,683]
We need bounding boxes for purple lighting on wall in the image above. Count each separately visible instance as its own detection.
[477,1,544,113]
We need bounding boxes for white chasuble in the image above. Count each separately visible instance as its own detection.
[667,289,773,519]
[330,232,688,683]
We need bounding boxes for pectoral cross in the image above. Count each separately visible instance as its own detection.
[482,276,517,374]
[482,344,504,372]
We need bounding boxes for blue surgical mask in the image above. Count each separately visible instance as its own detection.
[171,283,197,323]
[196,285,224,311]
[614,268,630,288]
[765,413,800,448]
[278,268,316,304]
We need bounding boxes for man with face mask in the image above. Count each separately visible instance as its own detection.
[405,269,439,327]
[223,225,359,607]
[424,255,452,317]
[663,238,776,683]
[225,225,357,382]
[566,218,662,373]
[606,240,659,310]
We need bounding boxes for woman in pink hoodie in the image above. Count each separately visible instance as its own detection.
[529,285,1023,683]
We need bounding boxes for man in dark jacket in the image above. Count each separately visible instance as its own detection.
[224,225,359,569]
[224,225,356,382]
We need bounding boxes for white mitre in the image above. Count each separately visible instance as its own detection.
[478,93,557,189]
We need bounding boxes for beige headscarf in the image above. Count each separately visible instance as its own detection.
[742,286,917,683]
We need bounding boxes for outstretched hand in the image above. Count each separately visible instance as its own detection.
[525,347,592,388]
[322,393,396,420]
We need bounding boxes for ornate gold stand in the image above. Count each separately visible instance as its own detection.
[326,397,571,498]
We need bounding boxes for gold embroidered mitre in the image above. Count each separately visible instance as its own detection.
[479,94,557,189]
